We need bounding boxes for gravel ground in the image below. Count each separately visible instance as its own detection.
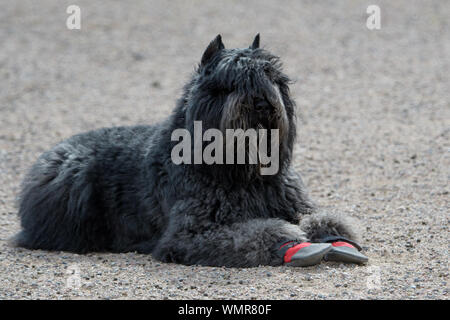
[0,0,448,300]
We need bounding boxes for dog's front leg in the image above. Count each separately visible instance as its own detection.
[151,199,324,267]
[300,211,368,263]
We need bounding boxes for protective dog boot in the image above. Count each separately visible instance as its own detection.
[319,236,368,264]
[277,241,332,267]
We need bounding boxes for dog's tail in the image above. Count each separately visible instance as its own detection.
[7,231,25,248]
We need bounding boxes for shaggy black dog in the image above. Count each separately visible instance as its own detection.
[13,35,367,267]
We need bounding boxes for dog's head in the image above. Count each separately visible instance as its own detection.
[176,35,297,178]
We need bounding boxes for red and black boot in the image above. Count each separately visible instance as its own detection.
[319,236,368,264]
[277,240,332,267]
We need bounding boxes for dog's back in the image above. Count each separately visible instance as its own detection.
[14,125,163,253]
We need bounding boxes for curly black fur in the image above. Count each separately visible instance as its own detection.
[13,35,360,267]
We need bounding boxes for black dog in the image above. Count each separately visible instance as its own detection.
[13,35,367,267]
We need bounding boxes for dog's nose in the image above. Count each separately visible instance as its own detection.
[254,99,274,114]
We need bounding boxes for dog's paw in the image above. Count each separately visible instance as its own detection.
[324,241,368,264]
[277,241,332,267]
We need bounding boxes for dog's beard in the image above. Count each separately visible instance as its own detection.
[218,85,289,176]
[220,84,289,135]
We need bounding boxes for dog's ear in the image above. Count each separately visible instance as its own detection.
[201,34,225,66]
[250,33,260,49]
